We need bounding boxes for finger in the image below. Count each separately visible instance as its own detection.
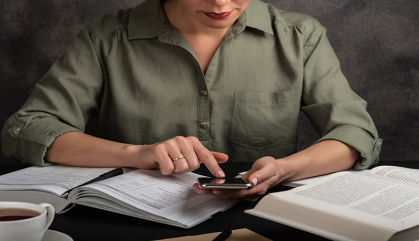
[211,152,229,163]
[212,189,261,202]
[212,189,249,199]
[172,158,189,173]
[153,145,175,175]
[213,185,267,200]
[192,183,212,195]
[191,141,225,178]
[215,178,225,184]
[165,140,188,173]
[175,137,200,171]
[241,169,254,183]
[247,162,279,187]
[210,178,225,184]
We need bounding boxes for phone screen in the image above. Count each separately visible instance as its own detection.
[197,178,253,189]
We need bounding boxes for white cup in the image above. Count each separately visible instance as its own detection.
[0,202,55,241]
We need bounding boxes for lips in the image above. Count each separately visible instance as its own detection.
[203,11,233,20]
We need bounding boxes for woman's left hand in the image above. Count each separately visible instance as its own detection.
[192,156,290,202]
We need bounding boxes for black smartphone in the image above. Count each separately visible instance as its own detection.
[197,178,253,189]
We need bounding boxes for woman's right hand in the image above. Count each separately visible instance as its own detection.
[46,132,226,177]
[128,136,227,178]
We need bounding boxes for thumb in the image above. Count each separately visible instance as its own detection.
[210,152,229,163]
[246,164,272,187]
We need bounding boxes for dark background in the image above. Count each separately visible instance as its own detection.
[1,0,418,165]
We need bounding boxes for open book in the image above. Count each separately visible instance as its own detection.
[0,165,238,228]
[237,169,370,189]
[246,166,419,241]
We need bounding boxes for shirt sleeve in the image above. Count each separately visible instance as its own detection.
[1,28,104,166]
[300,17,382,170]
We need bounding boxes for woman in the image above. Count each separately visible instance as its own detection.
[1,0,382,201]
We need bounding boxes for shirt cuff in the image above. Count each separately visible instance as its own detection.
[313,125,382,170]
[2,117,82,166]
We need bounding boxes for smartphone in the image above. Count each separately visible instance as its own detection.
[197,178,253,189]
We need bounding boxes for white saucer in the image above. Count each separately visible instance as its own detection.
[42,230,73,241]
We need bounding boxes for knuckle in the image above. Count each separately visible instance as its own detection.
[160,166,173,176]
[252,172,266,182]
[200,150,214,161]
[177,136,189,146]
[187,163,199,171]
[179,165,188,173]
[166,139,177,149]
[186,136,199,143]
[203,151,212,159]
[153,144,165,153]
[266,161,276,169]
[190,162,200,170]
[173,136,185,142]
[175,162,189,172]
[201,154,212,163]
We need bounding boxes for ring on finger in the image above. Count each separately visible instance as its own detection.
[171,156,184,161]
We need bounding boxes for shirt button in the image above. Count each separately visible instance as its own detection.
[360,158,367,165]
[200,122,208,129]
[200,90,208,96]
[14,128,21,135]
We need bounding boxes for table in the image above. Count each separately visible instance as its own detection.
[1,161,418,241]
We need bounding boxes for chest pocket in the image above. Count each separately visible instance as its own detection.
[230,91,296,149]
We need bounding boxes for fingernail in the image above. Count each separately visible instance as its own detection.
[216,171,225,178]
[215,179,225,184]
[252,178,258,186]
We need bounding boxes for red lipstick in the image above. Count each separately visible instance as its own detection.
[203,11,233,20]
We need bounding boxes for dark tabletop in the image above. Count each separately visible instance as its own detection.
[1,161,418,241]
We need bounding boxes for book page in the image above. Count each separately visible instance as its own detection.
[0,165,114,195]
[272,172,419,231]
[367,166,419,187]
[283,170,369,187]
[71,169,238,227]
[236,170,369,187]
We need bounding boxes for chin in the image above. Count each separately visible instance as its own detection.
[205,22,235,29]
[200,18,238,29]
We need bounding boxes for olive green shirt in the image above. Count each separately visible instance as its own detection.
[1,0,382,169]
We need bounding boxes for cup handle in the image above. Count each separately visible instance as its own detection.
[40,203,55,231]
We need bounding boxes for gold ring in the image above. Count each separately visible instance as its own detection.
[172,156,184,161]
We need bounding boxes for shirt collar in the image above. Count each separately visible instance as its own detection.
[128,0,273,40]
[128,0,161,40]
[243,0,274,35]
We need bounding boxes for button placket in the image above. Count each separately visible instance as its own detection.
[197,87,210,141]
